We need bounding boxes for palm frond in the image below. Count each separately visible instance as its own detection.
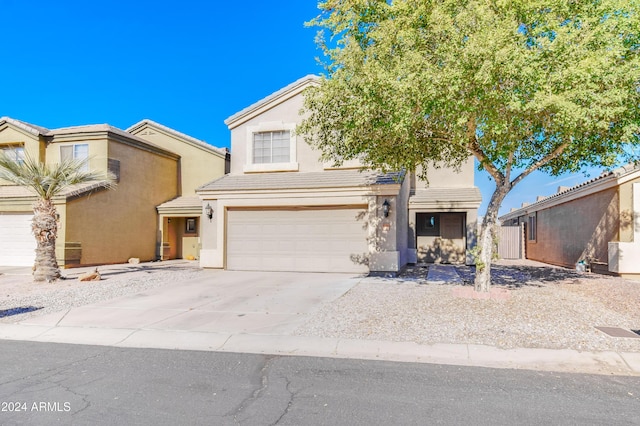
[0,150,116,199]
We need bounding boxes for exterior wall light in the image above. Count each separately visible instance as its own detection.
[204,203,213,221]
[382,199,391,218]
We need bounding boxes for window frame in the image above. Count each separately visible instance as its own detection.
[1,145,25,164]
[527,213,537,242]
[60,143,90,171]
[416,213,441,237]
[185,218,197,234]
[244,122,298,173]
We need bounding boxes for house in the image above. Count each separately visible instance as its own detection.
[127,119,229,261]
[499,164,640,280]
[197,76,481,274]
[0,117,227,267]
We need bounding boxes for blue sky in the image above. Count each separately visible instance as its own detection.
[1,0,605,216]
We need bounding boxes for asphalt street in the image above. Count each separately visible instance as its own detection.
[0,341,638,425]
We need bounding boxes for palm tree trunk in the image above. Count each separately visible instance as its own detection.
[32,199,61,282]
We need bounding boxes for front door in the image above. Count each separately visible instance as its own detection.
[416,213,466,263]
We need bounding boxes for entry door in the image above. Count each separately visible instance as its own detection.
[416,212,466,264]
[439,213,466,263]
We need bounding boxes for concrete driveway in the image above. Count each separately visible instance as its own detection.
[19,270,360,336]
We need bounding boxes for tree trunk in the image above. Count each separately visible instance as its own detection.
[32,199,61,282]
[474,184,510,292]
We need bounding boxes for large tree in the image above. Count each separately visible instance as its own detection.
[0,152,115,282]
[299,0,640,291]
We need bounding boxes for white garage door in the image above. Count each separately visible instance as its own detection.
[0,213,36,266]
[227,207,369,273]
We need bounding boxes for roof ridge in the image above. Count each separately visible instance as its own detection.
[0,116,50,136]
[126,119,228,156]
[224,75,320,127]
[499,162,640,219]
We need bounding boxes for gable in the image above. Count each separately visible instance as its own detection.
[224,75,319,130]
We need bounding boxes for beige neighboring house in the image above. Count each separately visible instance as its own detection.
[127,119,229,261]
[500,164,640,280]
[197,75,481,274]
[0,117,227,267]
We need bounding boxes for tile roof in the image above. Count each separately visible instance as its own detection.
[126,119,228,157]
[1,117,178,158]
[156,196,202,210]
[198,169,404,192]
[499,162,640,220]
[0,116,50,136]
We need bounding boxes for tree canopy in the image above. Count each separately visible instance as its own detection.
[299,0,640,290]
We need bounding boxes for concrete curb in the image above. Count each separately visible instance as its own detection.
[0,323,638,376]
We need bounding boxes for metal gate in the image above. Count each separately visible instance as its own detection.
[498,224,524,260]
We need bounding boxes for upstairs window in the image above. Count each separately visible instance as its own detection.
[60,144,89,171]
[252,131,290,164]
[1,146,25,165]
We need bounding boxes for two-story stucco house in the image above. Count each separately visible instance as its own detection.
[0,117,227,267]
[197,76,481,274]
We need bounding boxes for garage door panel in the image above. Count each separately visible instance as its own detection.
[227,208,368,273]
[0,214,36,266]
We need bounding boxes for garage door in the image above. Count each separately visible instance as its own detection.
[226,207,369,273]
[0,213,36,266]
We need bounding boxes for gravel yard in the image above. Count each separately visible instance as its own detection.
[294,263,640,353]
[0,262,205,323]
[1,260,639,354]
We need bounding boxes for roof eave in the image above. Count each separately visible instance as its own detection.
[224,75,320,129]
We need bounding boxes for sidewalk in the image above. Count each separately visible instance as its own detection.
[1,262,638,376]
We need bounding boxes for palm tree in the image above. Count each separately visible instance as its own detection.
[0,150,115,282]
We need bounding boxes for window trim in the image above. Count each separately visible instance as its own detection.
[60,143,90,171]
[1,145,25,164]
[527,213,537,242]
[244,122,298,173]
[185,218,197,234]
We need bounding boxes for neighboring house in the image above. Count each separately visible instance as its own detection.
[128,119,229,261]
[197,76,481,274]
[499,164,640,280]
[0,117,227,267]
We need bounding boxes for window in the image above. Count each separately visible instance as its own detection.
[253,131,290,164]
[416,213,440,236]
[186,218,196,234]
[60,144,89,171]
[1,146,25,164]
[528,213,537,241]
[244,122,298,173]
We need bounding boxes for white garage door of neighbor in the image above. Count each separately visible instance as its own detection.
[227,208,369,273]
[0,213,36,266]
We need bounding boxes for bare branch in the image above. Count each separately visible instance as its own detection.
[510,142,570,189]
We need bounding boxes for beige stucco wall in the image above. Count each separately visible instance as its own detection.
[229,93,329,175]
[63,139,179,266]
[45,134,109,174]
[0,124,45,183]
[526,187,619,268]
[414,157,475,189]
[130,126,227,195]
